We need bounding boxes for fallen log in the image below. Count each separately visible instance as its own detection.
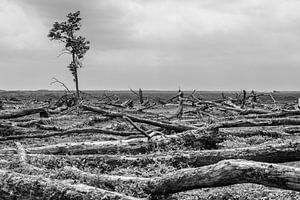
[0,169,142,200]
[219,128,290,137]
[245,109,300,119]
[191,96,270,115]
[0,127,141,141]
[81,104,197,132]
[206,117,300,130]
[25,140,300,170]
[60,166,150,191]
[0,107,48,119]
[17,130,220,155]
[284,126,300,134]
[147,159,300,195]
[0,121,40,136]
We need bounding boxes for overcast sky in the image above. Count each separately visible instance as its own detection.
[0,0,300,91]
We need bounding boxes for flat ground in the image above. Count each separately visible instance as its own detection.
[0,90,300,199]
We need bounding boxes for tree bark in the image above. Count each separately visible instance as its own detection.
[15,130,219,155]
[25,140,300,170]
[206,117,300,130]
[0,107,47,119]
[0,127,141,142]
[60,166,150,190]
[0,169,142,200]
[147,159,300,195]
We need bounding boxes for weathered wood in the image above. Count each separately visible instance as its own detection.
[61,166,150,189]
[0,169,142,200]
[123,116,151,139]
[0,107,47,119]
[147,159,300,195]
[191,96,270,115]
[0,127,141,141]
[245,110,300,119]
[81,104,197,132]
[284,126,300,134]
[19,130,219,155]
[205,117,300,130]
[25,140,300,170]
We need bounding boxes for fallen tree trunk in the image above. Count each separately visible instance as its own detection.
[283,126,300,134]
[0,127,141,141]
[17,130,220,155]
[0,169,142,200]
[147,159,300,195]
[245,109,300,119]
[191,96,270,115]
[0,121,40,136]
[81,104,197,132]
[60,166,150,191]
[219,128,290,137]
[26,140,300,170]
[0,107,47,119]
[206,117,300,130]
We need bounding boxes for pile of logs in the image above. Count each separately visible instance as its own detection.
[0,90,300,199]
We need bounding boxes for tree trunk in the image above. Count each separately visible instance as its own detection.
[0,169,141,200]
[147,159,300,195]
[10,130,220,155]
[72,53,80,100]
[25,140,300,171]
[0,107,47,119]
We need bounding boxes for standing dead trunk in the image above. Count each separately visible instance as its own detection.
[139,88,144,104]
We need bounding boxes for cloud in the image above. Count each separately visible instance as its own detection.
[1,0,300,90]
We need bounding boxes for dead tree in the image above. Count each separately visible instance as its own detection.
[0,169,141,200]
[147,159,300,195]
[0,107,48,119]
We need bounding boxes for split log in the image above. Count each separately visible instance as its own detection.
[81,104,197,132]
[0,107,48,119]
[147,159,300,195]
[0,169,142,200]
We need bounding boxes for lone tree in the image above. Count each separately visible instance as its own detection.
[48,11,90,100]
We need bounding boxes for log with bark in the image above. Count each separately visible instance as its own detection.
[205,117,300,131]
[25,140,300,170]
[0,107,48,119]
[0,169,142,200]
[0,129,220,155]
[245,109,300,119]
[0,127,141,142]
[147,159,300,195]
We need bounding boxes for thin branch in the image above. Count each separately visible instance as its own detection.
[123,116,151,139]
